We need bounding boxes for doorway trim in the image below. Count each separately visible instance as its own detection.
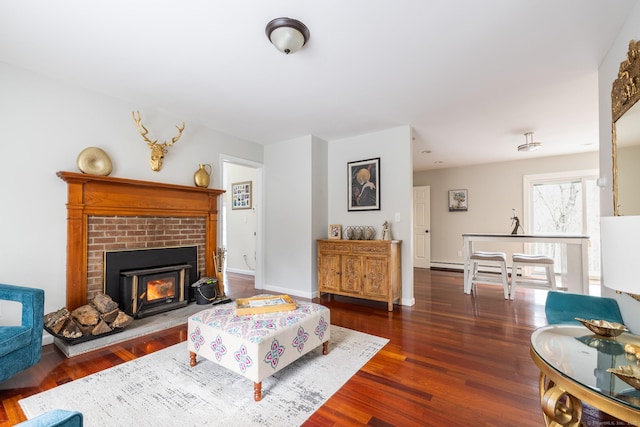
[220,154,264,290]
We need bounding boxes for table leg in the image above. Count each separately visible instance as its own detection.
[538,372,582,426]
[254,382,262,401]
[463,236,471,294]
[323,341,329,355]
[189,351,197,367]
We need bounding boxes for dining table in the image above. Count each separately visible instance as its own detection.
[462,233,591,295]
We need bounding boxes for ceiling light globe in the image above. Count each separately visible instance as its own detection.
[269,27,305,54]
[266,17,310,55]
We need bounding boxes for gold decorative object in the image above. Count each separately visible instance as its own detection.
[193,164,212,188]
[611,40,640,216]
[575,318,628,338]
[607,365,640,390]
[132,111,185,172]
[76,147,112,176]
[610,39,640,302]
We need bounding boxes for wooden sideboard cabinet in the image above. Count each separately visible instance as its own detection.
[317,239,402,311]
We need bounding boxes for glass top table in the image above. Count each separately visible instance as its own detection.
[530,324,640,426]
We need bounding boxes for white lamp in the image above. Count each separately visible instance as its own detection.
[265,17,310,55]
[601,216,640,293]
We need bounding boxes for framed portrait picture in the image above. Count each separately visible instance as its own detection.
[328,224,342,239]
[231,181,252,210]
[348,157,380,211]
[449,189,468,212]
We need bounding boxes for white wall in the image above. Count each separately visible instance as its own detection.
[328,126,414,306]
[414,152,598,268]
[263,135,328,297]
[224,163,257,275]
[0,62,263,324]
[597,1,640,333]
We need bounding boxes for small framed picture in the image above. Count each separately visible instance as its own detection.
[449,189,468,212]
[231,181,252,210]
[329,224,342,239]
[348,157,380,211]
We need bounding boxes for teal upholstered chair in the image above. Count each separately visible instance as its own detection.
[16,410,83,427]
[0,283,45,383]
[544,290,624,325]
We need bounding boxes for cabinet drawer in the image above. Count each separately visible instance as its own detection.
[352,244,390,255]
[318,242,352,254]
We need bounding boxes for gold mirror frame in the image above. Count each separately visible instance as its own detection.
[611,40,640,302]
[612,39,640,216]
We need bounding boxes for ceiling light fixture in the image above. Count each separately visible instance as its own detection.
[518,131,542,152]
[265,17,310,55]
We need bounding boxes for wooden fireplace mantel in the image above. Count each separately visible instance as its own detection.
[57,171,225,310]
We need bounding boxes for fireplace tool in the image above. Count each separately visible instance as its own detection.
[211,248,231,305]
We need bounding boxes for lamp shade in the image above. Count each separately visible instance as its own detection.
[601,216,640,293]
[266,17,310,54]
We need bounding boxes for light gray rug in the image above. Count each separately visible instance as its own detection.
[20,326,388,426]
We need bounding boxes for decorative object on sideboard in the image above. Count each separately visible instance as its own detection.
[510,208,524,234]
[448,189,468,211]
[343,226,376,240]
[44,292,133,344]
[231,181,252,209]
[382,221,391,240]
[329,224,341,240]
[265,17,310,55]
[193,163,212,188]
[348,158,380,211]
[76,147,112,176]
[132,111,185,172]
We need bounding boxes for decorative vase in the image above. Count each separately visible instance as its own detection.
[194,164,212,188]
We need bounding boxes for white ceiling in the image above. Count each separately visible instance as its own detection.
[1,1,636,171]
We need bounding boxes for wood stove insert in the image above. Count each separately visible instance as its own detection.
[105,246,198,318]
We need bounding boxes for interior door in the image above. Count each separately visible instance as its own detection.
[413,186,431,268]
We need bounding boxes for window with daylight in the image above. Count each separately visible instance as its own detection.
[523,170,600,282]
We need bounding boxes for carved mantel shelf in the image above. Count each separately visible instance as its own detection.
[57,171,225,310]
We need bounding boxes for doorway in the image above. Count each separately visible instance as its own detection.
[221,155,264,290]
[413,186,431,268]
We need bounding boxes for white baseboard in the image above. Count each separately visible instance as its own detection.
[226,268,255,276]
[429,261,464,271]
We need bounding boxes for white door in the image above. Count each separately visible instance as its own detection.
[413,186,431,268]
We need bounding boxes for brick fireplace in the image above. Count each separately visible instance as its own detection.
[58,171,224,310]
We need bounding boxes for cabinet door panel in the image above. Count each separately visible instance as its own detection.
[341,255,362,293]
[318,253,341,291]
[363,256,389,297]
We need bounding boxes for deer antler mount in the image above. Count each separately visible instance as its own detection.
[132,111,185,172]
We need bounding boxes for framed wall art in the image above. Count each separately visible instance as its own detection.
[448,189,468,212]
[348,157,380,211]
[231,181,252,210]
[328,224,342,239]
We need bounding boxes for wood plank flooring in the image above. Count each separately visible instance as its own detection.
[0,270,630,426]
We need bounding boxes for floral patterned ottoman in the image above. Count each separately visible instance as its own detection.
[187,300,330,401]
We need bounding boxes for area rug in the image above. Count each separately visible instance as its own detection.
[20,326,388,426]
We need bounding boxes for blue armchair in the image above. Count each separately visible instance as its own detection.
[0,283,45,383]
[544,290,624,325]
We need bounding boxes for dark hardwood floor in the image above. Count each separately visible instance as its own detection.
[0,270,630,426]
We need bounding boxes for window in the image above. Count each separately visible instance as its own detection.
[523,170,600,281]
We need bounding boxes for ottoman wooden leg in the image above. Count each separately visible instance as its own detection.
[254,382,262,401]
[189,351,197,367]
[323,341,329,355]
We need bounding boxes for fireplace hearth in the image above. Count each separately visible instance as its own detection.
[105,246,198,318]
